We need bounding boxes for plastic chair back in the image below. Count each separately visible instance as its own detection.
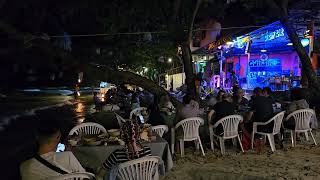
[271,111,285,134]
[286,109,314,131]
[130,107,148,119]
[214,115,242,138]
[48,172,95,180]
[152,125,168,137]
[175,117,204,141]
[68,122,107,136]
[117,156,159,180]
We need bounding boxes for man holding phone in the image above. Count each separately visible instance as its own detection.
[20,121,86,180]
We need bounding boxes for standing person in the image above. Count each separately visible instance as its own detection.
[93,92,102,112]
[74,84,80,99]
[231,71,239,87]
[20,122,86,180]
[97,120,151,179]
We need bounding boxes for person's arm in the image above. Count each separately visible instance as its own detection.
[66,152,86,173]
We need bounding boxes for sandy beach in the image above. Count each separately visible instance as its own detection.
[165,130,320,180]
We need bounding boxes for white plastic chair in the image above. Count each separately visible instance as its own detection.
[117,156,160,180]
[114,112,126,127]
[68,122,107,136]
[284,109,317,147]
[48,172,95,180]
[152,125,168,137]
[251,111,285,152]
[129,107,148,119]
[209,115,243,155]
[174,117,205,157]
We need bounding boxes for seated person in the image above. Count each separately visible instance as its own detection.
[174,95,203,143]
[208,94,235,135]
[97,120,151,178]
[20,122,85,180]
[207,90,226,109]
[175,95,203,123]
[159,94,175,113]
[246,87,274,133]
[131,93,140,110]
[236,89,249,107]
[248,87,262,108]
[148,102,166,126]
[262,87,275,104]
[284,88,309,129]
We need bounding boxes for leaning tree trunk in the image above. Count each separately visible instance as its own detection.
[280,16,320,92]
[94,67,182,107]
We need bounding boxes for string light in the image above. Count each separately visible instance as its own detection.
[48,25,263,38]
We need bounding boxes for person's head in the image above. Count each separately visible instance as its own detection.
[120,120,142,158]
[93,91,98,96]
[222,93,232,103]
[37,121,62,154]
[253,87,262,97]
[263,87,272,97]
[183,95,192,105]
[217,90,226,101]
[291,88,305,101]
[237,89,245,98]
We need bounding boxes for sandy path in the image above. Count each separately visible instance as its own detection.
[165,130,320,180]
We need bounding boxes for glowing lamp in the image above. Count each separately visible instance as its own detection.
[300,38,309,47]
[168,58,172,63]
[260,49,267,53]
[287,42,293,46]
[226,41,233,46]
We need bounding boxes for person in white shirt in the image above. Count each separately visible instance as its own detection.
[20,123,85,180]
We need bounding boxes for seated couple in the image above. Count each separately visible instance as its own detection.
[20,119,151,180]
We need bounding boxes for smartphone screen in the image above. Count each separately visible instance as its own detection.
[56,143,65,152]
[138,115,145,124]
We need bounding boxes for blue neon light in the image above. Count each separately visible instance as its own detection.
[264,28,285,41]
[249,59,281,67]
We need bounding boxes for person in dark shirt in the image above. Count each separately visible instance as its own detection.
[247,87,274,133]
[263,87,275,104]
[148,102,165,126]
[209,94,235,135]
[248,87,261,108]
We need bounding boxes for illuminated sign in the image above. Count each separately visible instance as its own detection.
[264,28,285,41]
[249,59,281,67]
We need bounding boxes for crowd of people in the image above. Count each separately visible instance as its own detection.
[19,83,316,179]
